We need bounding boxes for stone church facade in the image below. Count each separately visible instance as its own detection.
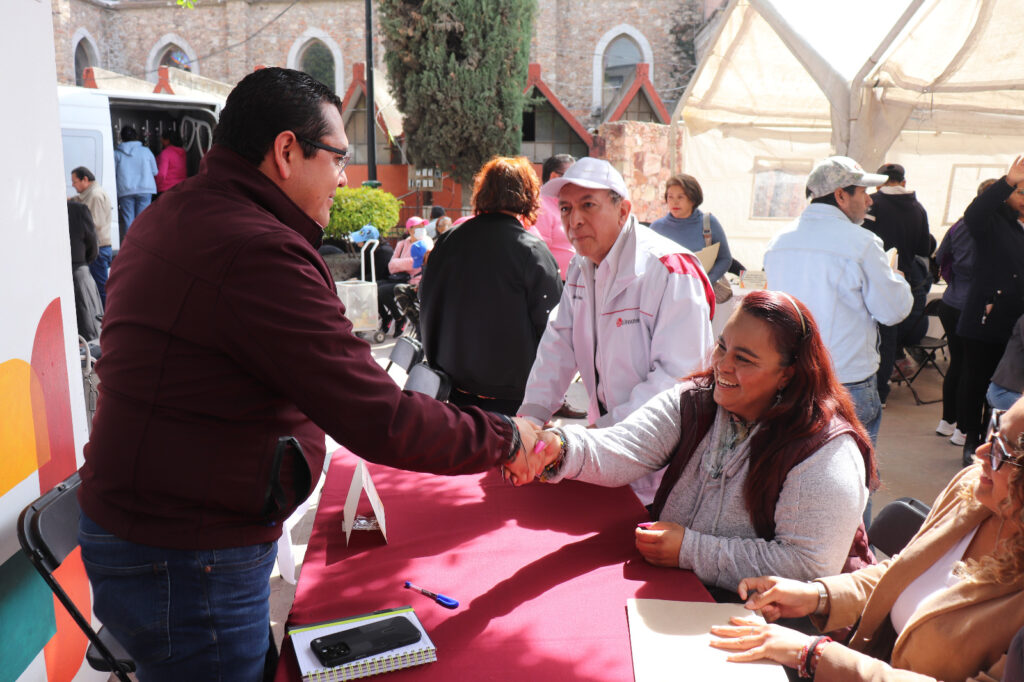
[53,0,721,126]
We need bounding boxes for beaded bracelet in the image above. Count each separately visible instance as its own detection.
[808,636,832,678]
[798,635,832,678]
[797,640,813,679]
[539,429,568,482]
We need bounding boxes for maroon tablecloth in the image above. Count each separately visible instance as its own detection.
[275,448,712,681]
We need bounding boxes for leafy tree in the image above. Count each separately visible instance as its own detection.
[326,186,403,240]
[378,0,536,184]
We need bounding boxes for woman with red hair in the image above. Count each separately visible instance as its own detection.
[538,290,878,590]
[420,156,561,415]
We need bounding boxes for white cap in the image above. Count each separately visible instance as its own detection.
[541,157,630,202]
[806,156,888,199]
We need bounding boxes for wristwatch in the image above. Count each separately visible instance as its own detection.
[503,415,522,463]
[811,581,829,615]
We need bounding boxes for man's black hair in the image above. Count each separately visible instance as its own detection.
[71,166,95,182]
[542,154,575,183]
[120,126,138,142]
[213,67,343,165]
[429,205,446,220]
[808,184,859,206]
[877,163,905,184]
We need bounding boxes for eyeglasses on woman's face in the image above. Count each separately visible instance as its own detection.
[984,409,1024,472]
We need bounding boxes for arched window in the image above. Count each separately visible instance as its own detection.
[146,35,199,82]
[592,25,654,114]
[602,35,642,109]
[159,44,192,72]
[72,30,100,86]
[287,29,343,94]
[300,40,335,92]
[74,41,93,86]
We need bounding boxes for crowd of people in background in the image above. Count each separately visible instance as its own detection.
[69,66,1024,680]
[341,150,1024,680]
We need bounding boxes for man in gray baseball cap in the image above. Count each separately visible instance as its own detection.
[518,157,716,505]
[765,155,912,455]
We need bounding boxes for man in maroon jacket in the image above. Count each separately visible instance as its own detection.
[76,68,546,681]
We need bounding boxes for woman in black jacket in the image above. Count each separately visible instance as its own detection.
[419,156,562,415]
[956,156,1024,463]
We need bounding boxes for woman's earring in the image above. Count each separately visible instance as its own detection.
[773,387,784,407]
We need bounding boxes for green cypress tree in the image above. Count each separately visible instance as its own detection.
[378,0,536,185]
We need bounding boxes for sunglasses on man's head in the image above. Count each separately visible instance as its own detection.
[984,409,1024,471]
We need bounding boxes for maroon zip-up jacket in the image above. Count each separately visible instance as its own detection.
[78,146,512,550]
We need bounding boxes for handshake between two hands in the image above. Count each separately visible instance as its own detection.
[502,418,565,486]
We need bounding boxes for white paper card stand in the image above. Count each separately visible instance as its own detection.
[343,460,388,545]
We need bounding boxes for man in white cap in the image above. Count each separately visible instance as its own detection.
[764,156,912,445]
[518,157,715,505]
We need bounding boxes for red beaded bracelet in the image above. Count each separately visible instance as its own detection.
[808,636,832,678]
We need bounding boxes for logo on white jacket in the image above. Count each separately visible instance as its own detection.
[616,317,640,327]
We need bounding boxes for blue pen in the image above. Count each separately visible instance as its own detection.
[404,581,459,609]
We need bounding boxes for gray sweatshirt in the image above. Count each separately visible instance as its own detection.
[549,382,868,589]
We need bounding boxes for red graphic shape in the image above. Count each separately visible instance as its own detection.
[31,299,76,493]
[43,546,91,682]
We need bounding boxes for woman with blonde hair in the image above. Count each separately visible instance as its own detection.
[712,397,1024,681]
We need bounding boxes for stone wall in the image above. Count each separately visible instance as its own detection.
[56,0,715,124]
[58,0,374,90]
[545,0,691,124]
[593,120,682,225]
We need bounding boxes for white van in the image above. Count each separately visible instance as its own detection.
[58,86,222,249]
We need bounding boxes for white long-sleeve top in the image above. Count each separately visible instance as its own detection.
[547,382,868,590]
[764,203,913,384]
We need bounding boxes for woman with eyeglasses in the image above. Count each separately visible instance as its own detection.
[954,156,1024,465]
[710,397,1024,681]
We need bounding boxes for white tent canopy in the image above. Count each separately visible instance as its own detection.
[672,0,1024,269]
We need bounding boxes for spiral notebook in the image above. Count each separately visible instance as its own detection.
[288,606,436,681]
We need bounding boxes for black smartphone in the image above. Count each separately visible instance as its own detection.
[310,616,422,667]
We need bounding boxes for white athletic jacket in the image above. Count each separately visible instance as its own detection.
[519,215,714,429]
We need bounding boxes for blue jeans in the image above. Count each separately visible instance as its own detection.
[89,245,112,307]
[79,513,276,681]
[119,193,152,234]
[987,382,1022,412]
[844,376,881,524]
[844,375,882,447]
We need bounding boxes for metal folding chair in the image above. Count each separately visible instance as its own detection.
[867,497,930,557]
[17,472,135,681]
[891,299,947,405]
[384,336,424,373]
[404,362,451,400]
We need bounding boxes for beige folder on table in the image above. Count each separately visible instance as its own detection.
[627,598,788,681]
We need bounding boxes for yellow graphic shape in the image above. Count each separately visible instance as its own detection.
[0,359,44,496]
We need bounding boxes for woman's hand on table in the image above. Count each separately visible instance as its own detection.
[737,576,821,622]
[634,521,685,566]
[709,617,810,668]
